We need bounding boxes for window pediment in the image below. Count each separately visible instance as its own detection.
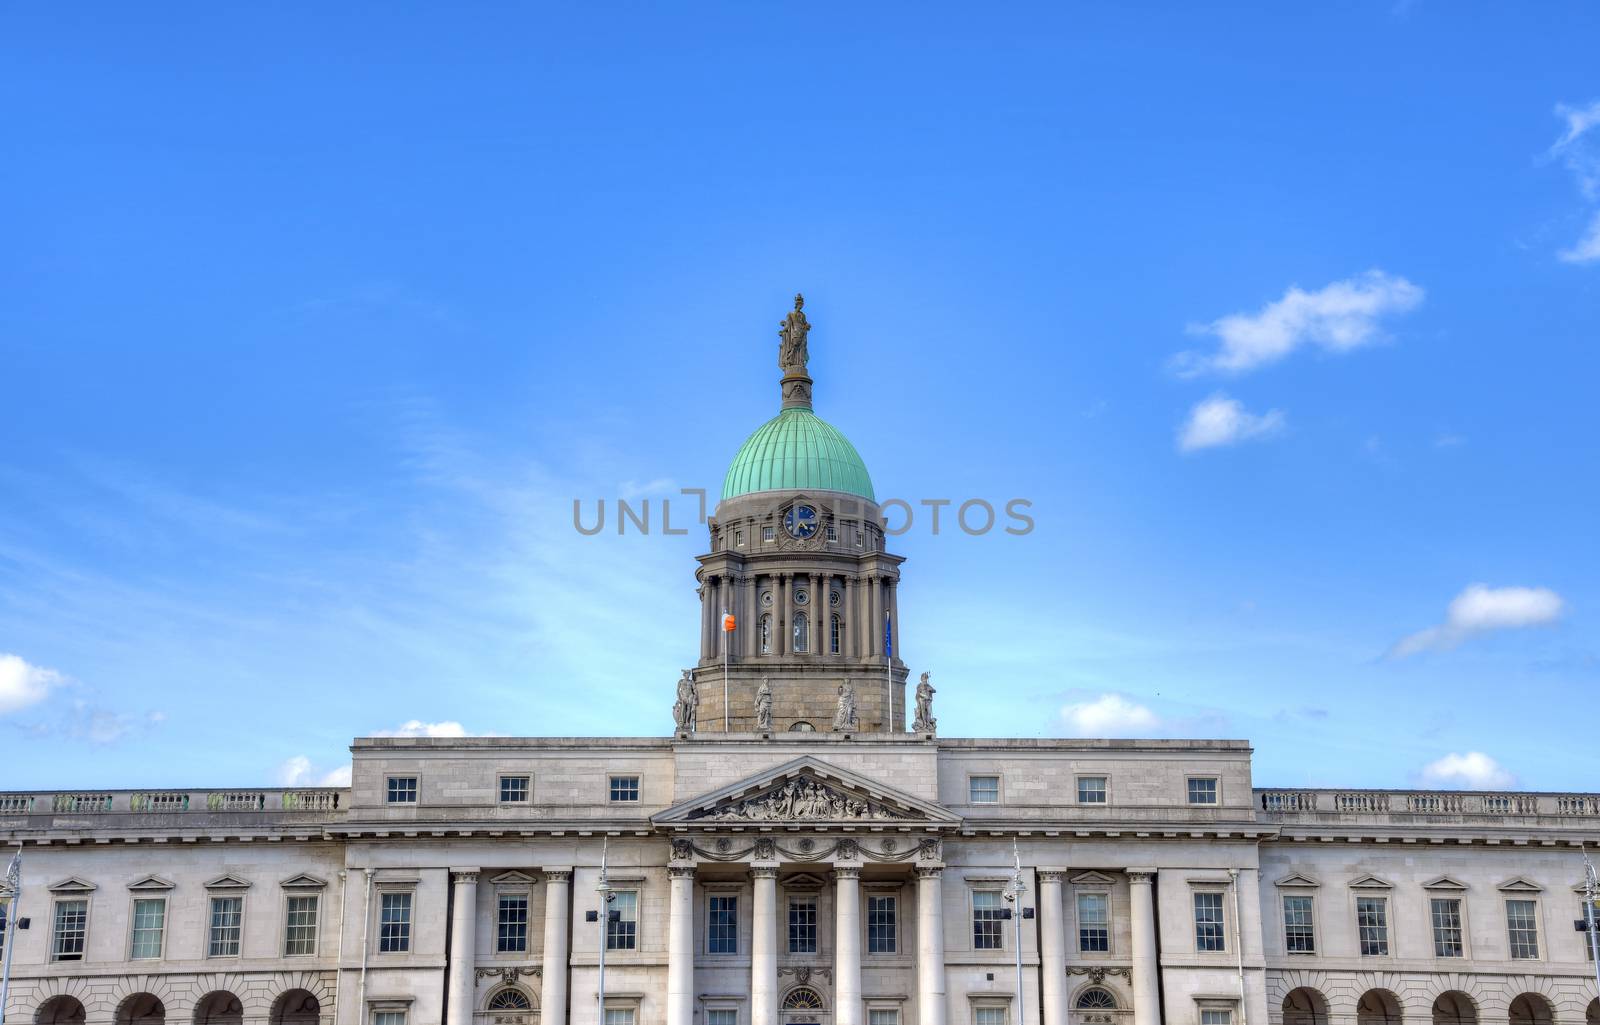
[782,872,828,890]
[1070,871,1117,886]
[205,873,252,890]
[490,870,538,887]
[127,874,174,891]
[280,873,328,890]
[1421,875,1468,891]
[1348,874,1392,889]
[48,876,97,894]
[1496,876,1543,893]
[1273,873,1319,888]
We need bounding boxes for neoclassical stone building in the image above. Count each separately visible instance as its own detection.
[2,300,1597,1025]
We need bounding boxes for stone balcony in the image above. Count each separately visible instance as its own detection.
[0,787,348,839]
[1254,787,1600,832]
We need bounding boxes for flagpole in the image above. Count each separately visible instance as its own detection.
[1,850,20,1025]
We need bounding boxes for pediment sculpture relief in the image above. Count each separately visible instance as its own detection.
[688,775,914,821]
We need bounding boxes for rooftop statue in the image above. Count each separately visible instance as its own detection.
[913,671,937,734]
[672,669,698,734]
[832,677,858,732]
[755,678,773,732]
[778,293,810,373]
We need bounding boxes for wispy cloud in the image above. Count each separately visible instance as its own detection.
[1418,751,1515,789]
[1549,100,1600,262]
[1173,271,1424,375]
[1177,394,1285,452]
[0,652,64,714]
[1389,583,1565,657]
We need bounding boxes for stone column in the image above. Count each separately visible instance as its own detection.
[778,574,790,655]
[1128,870,1160,1025]
[447,869,480,1025]
[888,578,900,658]
[700,583,714,659]
[1038,870,1068,1025]
[752,865,780,1025]
[867,575,881,656]
[744,576,758,658]
[843,577,857,658]
[541,869,572,1025]
[916,866,947,1025]
[668,866,697,1025]
[835,865,863,1025]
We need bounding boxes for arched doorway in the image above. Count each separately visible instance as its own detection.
[35,997,87,1024]
[782,986,827,1025]
[1586,999,1598,1025]
[1284,989,1329,1025]
[1431,993,1476,1025]
[268,991,320,1025]
[486,988,536,1022]
[193,992,242,1025]
[1508,995,1553,1025]
[115,994,166,1024]
[1357,990,1402,1025]
[1074,987,1120,1025]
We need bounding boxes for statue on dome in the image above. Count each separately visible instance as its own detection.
[673,670,698,734]
[754,678,773,732]
[913,671,937,734]
[832,677,858,732]
[778,293,810,373]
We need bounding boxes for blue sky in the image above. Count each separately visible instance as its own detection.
[2,4,1597,792]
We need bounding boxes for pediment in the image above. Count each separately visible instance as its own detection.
[1274,872,1320,888]
[1422,875,1468,891]
[490,871,538,886]
[49,876,97,893]
[1070,871,1118,886]
[280,873,328,890]
[1497,876,1543,893]
[127,874,174,891]
[1349,873,1393,889]
[654,756,960,826]
[781,872,829,890]
[204,873,252,890]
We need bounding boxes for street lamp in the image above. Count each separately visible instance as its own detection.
[1,851,21,1025]
[1004,842,1028,1025]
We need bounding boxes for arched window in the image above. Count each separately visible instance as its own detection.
[830,614,841,654]
[1076,990,1118,1010]
[783,989,825,1010]
[789,722,816,732]
[793,612,808,652]
[488,990,534,1011]
[759,615,772,654]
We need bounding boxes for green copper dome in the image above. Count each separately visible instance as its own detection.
[721,407,876,502]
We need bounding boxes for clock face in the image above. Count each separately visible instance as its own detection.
[784,504,819,539]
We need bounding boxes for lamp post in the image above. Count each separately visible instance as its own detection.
[1,851,21,1025]
[597,838,613,1025]
[1583,851,1600,998]
[1005,842,1028,1025]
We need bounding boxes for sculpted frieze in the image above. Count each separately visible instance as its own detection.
[687,774,913,821]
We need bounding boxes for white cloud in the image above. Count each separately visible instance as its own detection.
[369,719,477,738]
[1552,100,1600,197]
[1174,271,1424,375]
[277,756,352,787]
[1558,212,1600,264]
[1390,584,1565,657]
[1177,394,1285,452]
[1419,751,1516,790]
[1061,694,1162,737]
[0,653,65,715]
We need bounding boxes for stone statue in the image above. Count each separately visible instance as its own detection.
[778,293,810,373]
[672,670,698,734]
[912,671,937,734]
[754,678,773,732]
[687,773,911,821]
[832,677,858,732]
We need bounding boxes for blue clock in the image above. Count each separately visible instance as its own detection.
[784,504,818,539]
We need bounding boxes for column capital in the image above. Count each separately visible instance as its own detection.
[542,868,573,883]
[752,863,780,879]
[1126,868,1157,885]
[1038,868,1070,883]
[915,864,945,879]
[833,865,862,879]
[669,865,698,879]
[451,868,481,884]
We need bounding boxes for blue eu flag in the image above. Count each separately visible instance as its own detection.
[884,613,892,658]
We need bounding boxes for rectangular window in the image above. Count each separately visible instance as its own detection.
[1077,892,1110,952]
[1430,897,1463,957]
[386,776,418,804]
[973,889,1005,949]
[130,897,166,959]
[374,1013,407,1025]
[379,892,413,953]
[788,898,817,953]
[762,527,775,543]
[609,776,640,802]
[708,1011,738,1025]
[1356,896,1388,956]
[826,525,839,542]
[869,1011,899,1025]
[1201,1011,1232,1025]
[1194,892,1226,952]
[51,899,88,961]
[499,776,530,803]
[708,895,738,954]
[1187,778,1219,804]
[1077,777,1108,803]
[604,1010,636,1025]
[498,894,529,953]
[969,776,1000,803]
[208,896,243,957]
[1282,895,1315,953]
[607,890,638,951]
[1506,899,1539,959]
[284,895,319,956]
[868,895,897,953]
[974,1010,1008,1025]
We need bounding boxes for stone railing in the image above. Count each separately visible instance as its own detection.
[1,788,346,824]
[1256,788,1597,824]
